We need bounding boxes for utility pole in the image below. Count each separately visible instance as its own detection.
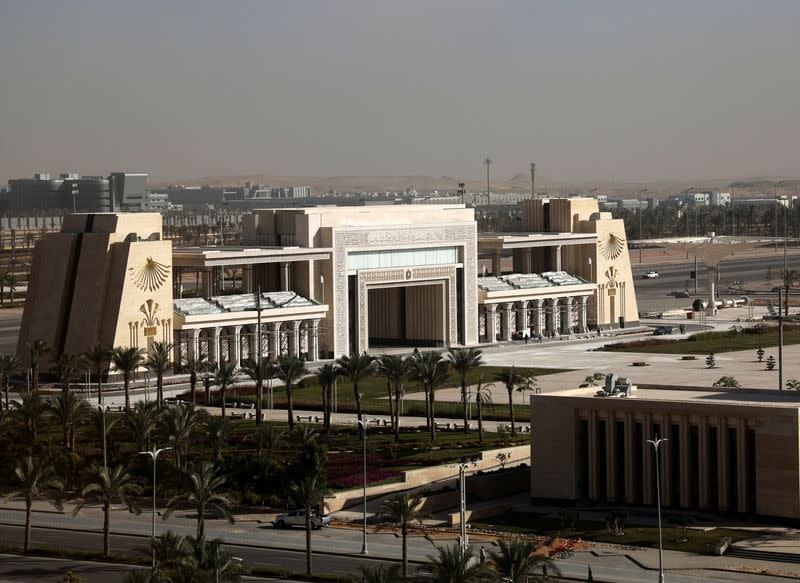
[730,182,737,236]
[647,437,668,583]
[779,288,785,391]
[529,162,536,199]
[483,157,492,205]
[639,189,648,263]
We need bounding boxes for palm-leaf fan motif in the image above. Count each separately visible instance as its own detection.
[133,257,170,292]
[599,233,626,260]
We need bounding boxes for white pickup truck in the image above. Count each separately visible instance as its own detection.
[274,509,331,530]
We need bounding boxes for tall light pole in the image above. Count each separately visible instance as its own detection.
[356,419,368,555]
[775,181,784,252]
[647,437,668,583]
[530,163,536,199]
[458,455,479,552]
[139,446,173,573]
[639,189,648,263]
[730,182,738,236]
[483,157,492,206]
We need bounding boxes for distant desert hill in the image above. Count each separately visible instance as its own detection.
[153,173,800,199]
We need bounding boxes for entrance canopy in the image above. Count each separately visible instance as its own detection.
[644,235,786,314]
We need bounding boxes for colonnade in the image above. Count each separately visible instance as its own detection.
[580,411,755,513]
[481,295,589,342]
[173,318,321,368]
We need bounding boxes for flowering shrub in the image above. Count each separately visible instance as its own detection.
[326,453,402,488]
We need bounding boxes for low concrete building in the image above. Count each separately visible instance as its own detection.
[531,386,800,518]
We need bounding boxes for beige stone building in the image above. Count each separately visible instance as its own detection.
[531,387,800,518]
[19,199,638,369]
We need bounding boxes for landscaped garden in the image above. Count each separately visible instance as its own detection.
[601,324,800,355]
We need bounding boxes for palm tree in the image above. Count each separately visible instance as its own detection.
[183,354,208,405]
[12,389,47,445]
[447,347,484,434]
[83,342,112,404]
[336,351,376,423]
[0,353,21,410]
[28,340,51,391]
[381,492,425,578]
[144,530,191,573]
[49,353,81,393]
[162,403,207,469]
[489,537,560,583]
[111,346,146,412]
[416,543,495,582]
[781,269,799,317]
[5,456,64,552]
[494,366,535,435]
[190,536,246,583]
[145,341,173,407]
[165,461,236,542]
[408,351,450,441]
[474,377,494,443]
[4,271,19,303]
[377,355,409,441]
[204,415,234,462]
[48,390,91,451]
[249,423,287,457]
[359,564,403,583]
[274,354,308,430]
[314,363,340,434]
[73,464,142,556]
[240,358,273,425]
[90,406,118,467]
[213,361,239,418]
[289,467,329,576]
[126,400,162,452]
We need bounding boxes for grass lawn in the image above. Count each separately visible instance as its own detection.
[471,512,761,555]
[601,325,800,355]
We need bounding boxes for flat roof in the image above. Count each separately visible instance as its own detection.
[541,386,800,409]
[172,246,332,267]
[478,232,597,249]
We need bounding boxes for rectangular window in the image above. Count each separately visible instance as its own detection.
[347,246,459,270]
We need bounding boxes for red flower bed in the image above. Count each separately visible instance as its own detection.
[326,453,402,489]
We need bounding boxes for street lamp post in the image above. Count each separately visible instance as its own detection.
[458,456,479,552]
[730,182,738,236]
[356,419,368,554]
[639,189,648,263]
[647,437,668,583]
[139,446,173,573]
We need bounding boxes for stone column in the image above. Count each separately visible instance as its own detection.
[280,262,290,291]
[485,305,498,343]
[492,250,502,276]
[201,269,213,298]
[516,301,528,332]
[644,413,654,505]
[531,299,542,335]
[737,418,747,512]
[242,267,254,293]
[699,417,710,510]
[546,299,557,336]
[624,413,635,504]
[308,319,320,361]
[232,325,242,368]
[522,248,532,273]
[501,302,513,341]
[188,329,199,362]
[579,296,589,333]
[173,331,183,367]
[679,415,690,508]
[561,297,573,335]
[606,413,617,501]
[269,322,281,361]
[661,414,672,507]
[718,417,729,512]
[588,411,598,501]
[553,245,563,271]
[289,320,301,357]
[211,326,221,365]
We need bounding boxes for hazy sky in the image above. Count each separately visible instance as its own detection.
[1,0,798,184]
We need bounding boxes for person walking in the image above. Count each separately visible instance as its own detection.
[479,545,487,564]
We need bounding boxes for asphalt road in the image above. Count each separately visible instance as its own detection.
[631,253,793,312]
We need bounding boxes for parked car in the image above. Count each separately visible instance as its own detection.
[274,509,331,529]
[653,326,674,336]
[643,271,659,279]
